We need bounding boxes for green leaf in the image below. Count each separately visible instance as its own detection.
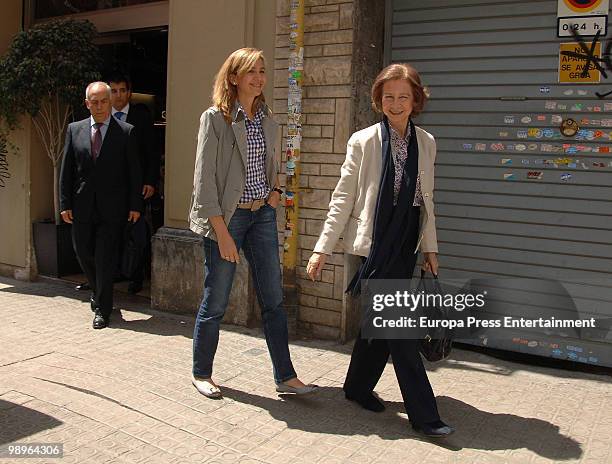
[0,19,101,128]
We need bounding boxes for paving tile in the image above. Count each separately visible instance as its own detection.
[1,276,611,464]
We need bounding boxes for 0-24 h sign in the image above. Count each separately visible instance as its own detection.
[558,0,609,37]
[558,15,608,37]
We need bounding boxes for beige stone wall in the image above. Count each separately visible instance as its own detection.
[164,0,278,230]
[152,0,280,317]
[0,0,33,279]
[274,0,354,340]
[0,1,172,280]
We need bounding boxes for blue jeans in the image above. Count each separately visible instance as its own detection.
[192,205,297,384]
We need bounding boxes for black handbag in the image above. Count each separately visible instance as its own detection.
[416,270,453,362]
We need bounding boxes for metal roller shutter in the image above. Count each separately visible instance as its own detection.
[386,0,612,366]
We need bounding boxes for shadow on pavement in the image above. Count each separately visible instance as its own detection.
[0,399,63,445]
[220,387,583,459]
[0,276,149,318]
[109,309,192,333]
[0,277,94,305]
[111,310,612,386]
[1,276,610,385]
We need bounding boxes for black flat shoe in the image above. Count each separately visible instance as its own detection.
[92,312,107,329]
[412,420,455,437]
[76,282,91,291]
[345,392,385,412]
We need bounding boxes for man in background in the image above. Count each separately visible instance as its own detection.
[60,82,142,329]
[109,72,161,294]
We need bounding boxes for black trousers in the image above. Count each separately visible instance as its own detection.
[343,335,440,425]
[116,200,154,284]
[72,220,123,317]
[343,209,440,425]
[129,221,150,285]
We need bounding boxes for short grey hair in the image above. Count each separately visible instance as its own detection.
[85,81,111,100]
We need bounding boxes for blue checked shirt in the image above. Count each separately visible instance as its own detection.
[238,104,270,202]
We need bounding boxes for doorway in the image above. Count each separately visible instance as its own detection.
[68,27,168,298]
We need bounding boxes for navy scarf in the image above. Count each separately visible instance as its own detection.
[347,117,420,295]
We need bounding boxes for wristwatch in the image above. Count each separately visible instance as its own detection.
[272,187,284,195]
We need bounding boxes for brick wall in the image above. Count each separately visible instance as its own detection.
[274,0,355,340]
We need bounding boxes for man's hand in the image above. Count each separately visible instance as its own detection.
[61,210,73,224]
[422,252,439,276]
[267,190,281,209]
[128,211,141,223]
[142,185,155,200]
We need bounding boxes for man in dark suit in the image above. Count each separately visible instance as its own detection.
[109,72,161,294]
[60,82,143,329]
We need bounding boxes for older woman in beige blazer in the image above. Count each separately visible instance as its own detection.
[307,64,453,437]
[309,108,438,259]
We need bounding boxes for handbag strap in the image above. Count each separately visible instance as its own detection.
[419,269,443,294]
[420,269,439,280]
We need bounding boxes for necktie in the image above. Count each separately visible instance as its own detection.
[115,111,125,121]
[91,123,102,160]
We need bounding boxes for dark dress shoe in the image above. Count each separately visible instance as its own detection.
[75,282,91,291]
[127,281,143,294]
[90,295,97,312]
[345,392,385,412]
[411,420,455,437]
[92,312,108,329]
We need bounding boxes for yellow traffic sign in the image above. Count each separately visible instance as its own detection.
[559,42,601,83]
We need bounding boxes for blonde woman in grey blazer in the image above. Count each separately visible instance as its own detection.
[189,48,317,398]
[307,64,453,437]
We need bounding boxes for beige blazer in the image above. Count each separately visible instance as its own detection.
[313,122,438,257]
[188,104,279,240]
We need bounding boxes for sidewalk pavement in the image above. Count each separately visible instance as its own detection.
[0,276,611,464]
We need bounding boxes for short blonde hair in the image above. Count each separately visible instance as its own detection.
[212,48,267,123]
[371,64,429,116]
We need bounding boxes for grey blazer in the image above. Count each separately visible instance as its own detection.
[189,104,279,240]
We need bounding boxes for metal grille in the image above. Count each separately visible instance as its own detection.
[387,0,612,366]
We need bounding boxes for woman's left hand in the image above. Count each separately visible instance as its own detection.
[422,252,439,276]
[267,190,281,209]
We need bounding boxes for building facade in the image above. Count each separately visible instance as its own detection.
[152,0,380,343]
[3,1,611,365]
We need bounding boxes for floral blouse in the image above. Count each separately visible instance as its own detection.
[389,126,423,207]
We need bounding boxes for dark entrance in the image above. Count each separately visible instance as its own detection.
[68,27,168,298]
[99,27,168,233]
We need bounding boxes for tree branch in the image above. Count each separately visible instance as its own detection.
[40,101,56,165]
[31,116,52,163]
[50,94,61,164]
[38,101,54,142]
[55,104,71,164]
